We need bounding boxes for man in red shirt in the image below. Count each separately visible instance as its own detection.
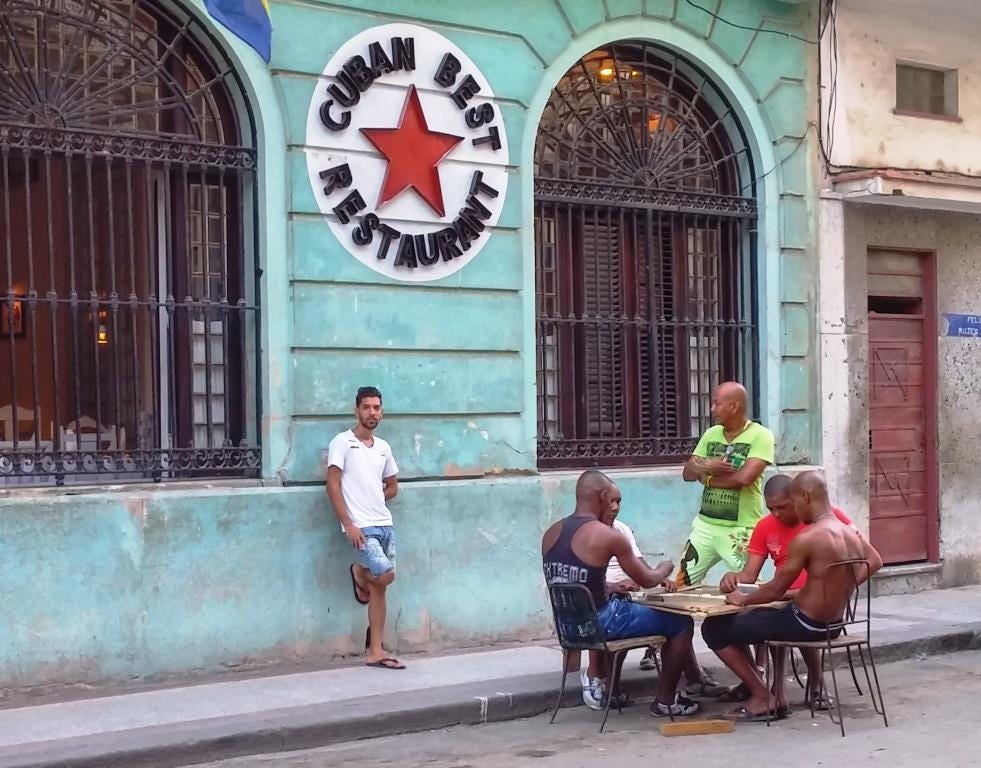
[719,474,857,710]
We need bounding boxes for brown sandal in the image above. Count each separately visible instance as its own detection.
[718,682,752,703]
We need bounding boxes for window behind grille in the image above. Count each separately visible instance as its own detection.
[534,42,758,468]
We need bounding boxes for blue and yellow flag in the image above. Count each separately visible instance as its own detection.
[204,0,272,63]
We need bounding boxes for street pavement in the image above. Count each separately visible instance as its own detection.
[0,585,979,768]
[189,650,981,768]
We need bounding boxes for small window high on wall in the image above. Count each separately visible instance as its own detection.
[533,42,759,468]
[895,62,958,120]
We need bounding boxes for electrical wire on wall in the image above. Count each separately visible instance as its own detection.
[822,0,839,164]
[740,122,819,195]
[817,0,973,181]
[683,0,820,44]
[683,0,824,191]
[689,1,962,188]
[814,0,837,170]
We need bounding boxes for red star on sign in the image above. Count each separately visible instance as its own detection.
[360,86,463,217]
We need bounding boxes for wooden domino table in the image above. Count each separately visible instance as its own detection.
[630,586,788,617]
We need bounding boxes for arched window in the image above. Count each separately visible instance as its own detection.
[0,0,260,484]
[535,42,758,468]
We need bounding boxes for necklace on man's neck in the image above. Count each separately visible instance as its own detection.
[724,419,750,441]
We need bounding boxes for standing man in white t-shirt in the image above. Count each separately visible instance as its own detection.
[325,386,403,670]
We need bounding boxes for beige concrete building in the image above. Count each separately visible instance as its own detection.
[819,0,981,590]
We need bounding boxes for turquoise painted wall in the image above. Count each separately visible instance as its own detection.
[0,474,717,688]
[0,0,819,690]
[0,469,790,689]
[274,0,820,480]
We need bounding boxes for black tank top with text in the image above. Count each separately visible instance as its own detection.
[542,516,608,609]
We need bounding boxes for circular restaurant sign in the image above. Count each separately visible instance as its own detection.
[304,23,509,282]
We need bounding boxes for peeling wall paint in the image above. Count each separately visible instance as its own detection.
[0,475,697,691]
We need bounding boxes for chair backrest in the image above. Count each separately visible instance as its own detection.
[61,418,119,450]
[822,558,872,636]
[547,583,606,650]
[0,404,37,441]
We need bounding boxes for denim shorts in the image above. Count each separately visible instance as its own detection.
[597,597,693,640]
[358,526,396,577]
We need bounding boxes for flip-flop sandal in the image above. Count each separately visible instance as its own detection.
[808,693,834,711]
[350,565,368,605]
[724,705,783,722]
[718,683,752,703]
[366,657,406,670]
[609,692,636,708]
[685,680,729,697]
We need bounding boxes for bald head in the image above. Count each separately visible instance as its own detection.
[576,469,611,499]
[789,470,830,523]
[575,470,621,522]
[711,381,748,428]
[716,381,747,407]
[792,471,828,500]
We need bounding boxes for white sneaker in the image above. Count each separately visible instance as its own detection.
[580,670,606,710]
[639,648,659,671]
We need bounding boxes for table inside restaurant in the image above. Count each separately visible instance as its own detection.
[0,440,53,453]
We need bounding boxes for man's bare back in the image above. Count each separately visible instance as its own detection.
[723,470,883,616]
[791,515,874,623]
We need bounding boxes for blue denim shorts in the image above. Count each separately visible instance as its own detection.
[358,526,396,577]
[597,597,693,640]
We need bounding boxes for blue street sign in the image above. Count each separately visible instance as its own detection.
[944,313,981,337]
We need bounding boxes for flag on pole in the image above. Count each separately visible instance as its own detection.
[203,0,272,63]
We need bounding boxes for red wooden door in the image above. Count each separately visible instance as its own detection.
[868,315,927,562]
[867,250,937,564]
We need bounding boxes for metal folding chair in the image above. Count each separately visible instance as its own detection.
[788,633,866,698]
[764,559,888,736]
[547,583,666,732]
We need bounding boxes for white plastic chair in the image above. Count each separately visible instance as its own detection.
[60,417,125,451]
[0,404,39,442]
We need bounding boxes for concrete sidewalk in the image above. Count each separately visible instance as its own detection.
[1,586,979,768]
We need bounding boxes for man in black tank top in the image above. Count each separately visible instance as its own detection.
[541,470,701,718]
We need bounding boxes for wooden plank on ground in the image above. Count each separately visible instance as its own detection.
[660,719,734,737]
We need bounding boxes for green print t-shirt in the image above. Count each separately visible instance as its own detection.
[694,421,775,528]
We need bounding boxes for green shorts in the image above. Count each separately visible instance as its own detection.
[675,515,752,588]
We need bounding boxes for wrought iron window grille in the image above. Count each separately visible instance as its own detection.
[0,0,261,485]
[534,42,759,468]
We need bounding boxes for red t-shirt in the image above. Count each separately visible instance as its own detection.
[747,507,854,590]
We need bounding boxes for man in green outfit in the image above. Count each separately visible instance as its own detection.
[676,381,774,588]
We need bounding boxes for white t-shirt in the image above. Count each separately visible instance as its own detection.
[606,519,642,584]
[326,429,399,529]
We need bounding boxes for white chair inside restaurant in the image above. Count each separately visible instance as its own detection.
[60,417,126,452]
[0,404,51,449]
[0,405,55,486]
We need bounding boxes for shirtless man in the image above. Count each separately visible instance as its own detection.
[542,470,701,717]
[701,470,883,721]
[719,474,859,708]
